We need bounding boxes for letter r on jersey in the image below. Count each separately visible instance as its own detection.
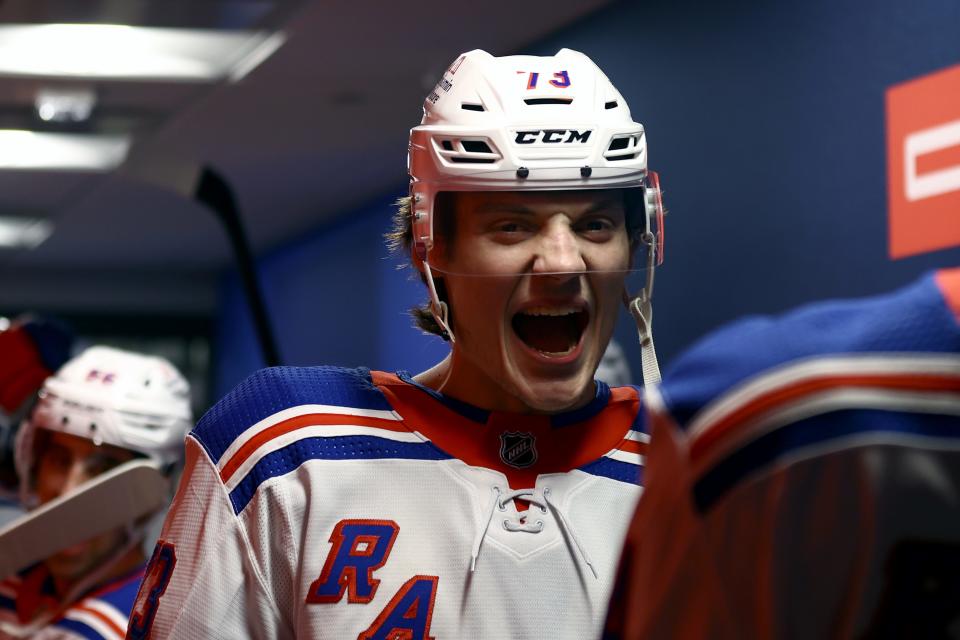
[306,519,400,604]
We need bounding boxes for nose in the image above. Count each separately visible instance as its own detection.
[531,218,586,276]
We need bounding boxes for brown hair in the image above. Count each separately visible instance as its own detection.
[385,193,454,337]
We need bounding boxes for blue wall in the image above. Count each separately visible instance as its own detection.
[214,195,449,397]
[215,0,960,399]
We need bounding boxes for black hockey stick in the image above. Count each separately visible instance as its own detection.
[194,166,282,367]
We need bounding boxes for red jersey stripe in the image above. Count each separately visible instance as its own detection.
[70,604,126,638]
[690,373,960,462]
[220,413,412,483]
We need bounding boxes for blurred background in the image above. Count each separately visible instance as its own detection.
[0,0,958,416]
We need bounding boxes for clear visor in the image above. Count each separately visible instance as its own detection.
[422,172,665,301]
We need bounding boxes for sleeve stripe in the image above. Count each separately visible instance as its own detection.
[219,410,410,484]
[684,355,960,460]
[75,598,130,632]
[59,606,125,639]
[217,403,400,465]
[578,456,644,484]
[222,423,427,492]
[604,449,646,465]
[691,382,960,470]
[624,430,650,443]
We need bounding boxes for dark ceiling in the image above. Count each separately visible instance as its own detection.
[0,0,614,314]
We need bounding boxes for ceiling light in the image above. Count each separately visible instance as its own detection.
[35,87,97,123]
[0,216,53,249]
[0,24,285,82]
[0,130,130,171]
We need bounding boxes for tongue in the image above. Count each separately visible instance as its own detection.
[513,314,578,354]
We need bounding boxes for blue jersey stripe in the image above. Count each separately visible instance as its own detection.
[0,593,14,611]
[693,408,960,514]
[579,457,644,485]
[229,435,452,513]
[53,617,109,640]
[193,366,395,463]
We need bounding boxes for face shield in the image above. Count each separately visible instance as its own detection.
[414,172,664,358]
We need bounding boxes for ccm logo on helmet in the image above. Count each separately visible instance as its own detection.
[514,129,592,144]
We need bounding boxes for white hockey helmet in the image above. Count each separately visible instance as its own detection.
[15,345,192,498]
[409,48,659,260]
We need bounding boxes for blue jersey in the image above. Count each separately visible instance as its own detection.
[0,564,144,640]
[130,367,646,639]
[605,268,960,639]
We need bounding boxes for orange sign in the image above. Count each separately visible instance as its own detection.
[886,63,960,259]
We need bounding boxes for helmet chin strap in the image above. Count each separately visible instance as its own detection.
[423,261,455,343]
[626,235,661,385]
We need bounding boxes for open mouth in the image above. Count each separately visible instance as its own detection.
[511,306,589,356]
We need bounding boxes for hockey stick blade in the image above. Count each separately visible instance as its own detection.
[0,459,169,579]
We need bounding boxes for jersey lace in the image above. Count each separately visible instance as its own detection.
[471,486,598,579]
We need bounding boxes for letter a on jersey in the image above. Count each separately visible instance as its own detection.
[306,519,400,604]
[359,575,439,640]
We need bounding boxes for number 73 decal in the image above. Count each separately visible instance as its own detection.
[518,70,571,90]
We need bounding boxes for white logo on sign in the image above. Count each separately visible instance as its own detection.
[904,117,960,201]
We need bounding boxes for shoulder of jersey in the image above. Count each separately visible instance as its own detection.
[190,366,451,514]
[192,365,394,462]
[659,271,960,429]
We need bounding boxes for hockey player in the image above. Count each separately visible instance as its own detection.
[603,267,960,639]
[130,49,665,639]
[0,346,192,640]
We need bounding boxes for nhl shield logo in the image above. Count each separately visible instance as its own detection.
[499,431,537,469]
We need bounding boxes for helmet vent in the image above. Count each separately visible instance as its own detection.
[523,98,573,106]
[450,157,496,164]
[604,135,643,162]
[605,100,618,110]
[461,140,492,154]
[435,137,501,165]
[609,137,630,151]
[461,102,485,112]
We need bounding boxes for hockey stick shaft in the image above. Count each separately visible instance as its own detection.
[194,166,282,367]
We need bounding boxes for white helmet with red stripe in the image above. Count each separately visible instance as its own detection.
[15,345,192,500]
[408,48,665,382]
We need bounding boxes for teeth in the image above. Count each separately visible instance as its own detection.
[538,343,577,356]
[522,306,580,317]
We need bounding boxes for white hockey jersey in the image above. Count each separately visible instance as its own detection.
[604,268,960,639]
[0,564,144,640]
[128,369,646,639]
